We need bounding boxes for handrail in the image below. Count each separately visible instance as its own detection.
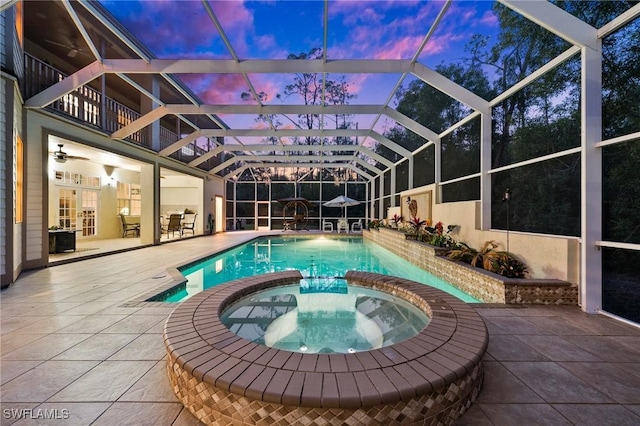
[22,53,225,171]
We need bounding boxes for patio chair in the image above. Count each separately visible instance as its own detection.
[337,218,348,233]
[167,214,182,238]
[119,214,140,238]
[322,220,334,232]
[351,219,363,232]
[181,213,197,236]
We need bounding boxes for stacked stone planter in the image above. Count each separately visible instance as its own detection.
[364,227,577,305]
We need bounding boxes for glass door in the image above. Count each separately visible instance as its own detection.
[257,201,270,230]
[58,188,77,230]
[80,189,99,237]
[57,188,99,238]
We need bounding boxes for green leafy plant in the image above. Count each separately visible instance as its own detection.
[447,242,480,265]
[368,219,380,231]
[425,221,458,248]
[448,240,528,278]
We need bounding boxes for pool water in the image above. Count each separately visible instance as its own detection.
[220,279,430,354]
[167,236,478,303]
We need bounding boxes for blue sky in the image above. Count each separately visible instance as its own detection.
[99,0,500,138]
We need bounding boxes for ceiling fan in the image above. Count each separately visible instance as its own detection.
[52,144,89,163]
[45,37,89,58]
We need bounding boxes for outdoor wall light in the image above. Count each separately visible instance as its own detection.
[406,196,411,204]
[503,188,512,253]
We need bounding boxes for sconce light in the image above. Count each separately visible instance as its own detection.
[406,196,411,204]
[503,188,512,254]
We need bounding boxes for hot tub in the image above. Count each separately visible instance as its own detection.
[164,271,488,425]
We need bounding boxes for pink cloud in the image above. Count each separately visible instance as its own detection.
[180,74,247,104]
[208,1,256,56]
[479,10,499,27]
[374,36,423,60]
[421,33,464,56]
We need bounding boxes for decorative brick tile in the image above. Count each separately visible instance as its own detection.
[164,271,488,425]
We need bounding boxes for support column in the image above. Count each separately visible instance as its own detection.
[390,167,397,207]
[580,41,603,313]
[408,155,414,190]
[141,75,161,151]
[378,175,384,219]
[434,141,442,203]
[479,112,492,230]
[139,163,157,245]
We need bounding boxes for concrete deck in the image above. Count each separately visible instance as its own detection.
[2,231,639,425]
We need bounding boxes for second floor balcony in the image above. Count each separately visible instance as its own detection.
[22,53,221,171]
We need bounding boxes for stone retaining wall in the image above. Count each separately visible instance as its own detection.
[364,227,578,305]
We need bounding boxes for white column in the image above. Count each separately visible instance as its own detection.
[139,162,157,245]
[378,175,384,219]
[580,41,603,313]
[434,140,442,203]
[390,167,397,207]
[480,112,492,230]
[408,155,414,190]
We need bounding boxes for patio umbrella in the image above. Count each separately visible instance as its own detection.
[323,195,361,218]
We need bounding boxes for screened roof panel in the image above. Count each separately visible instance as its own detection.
[175,73,249,104]
[552,1,638,28]
[418,1,499,69]
[102,0,231,59]
[231,1,325,60]
[324,73,401,105]
[390,74,473,134]
[22,0,619,182]
[326,1,442,60]
[418,1,573,100]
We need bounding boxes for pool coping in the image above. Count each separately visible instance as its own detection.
[164,270,488,413]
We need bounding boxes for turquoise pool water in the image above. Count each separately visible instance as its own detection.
[220,279,430,354]
[168,236,478,303]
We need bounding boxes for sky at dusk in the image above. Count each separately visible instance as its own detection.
[99,0,500,141]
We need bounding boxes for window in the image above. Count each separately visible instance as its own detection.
[15,136,24,223]
[117,182,141,215]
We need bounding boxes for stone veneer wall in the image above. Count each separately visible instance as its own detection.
[364,227,578,304]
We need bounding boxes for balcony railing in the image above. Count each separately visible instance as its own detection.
[22,53,221,171]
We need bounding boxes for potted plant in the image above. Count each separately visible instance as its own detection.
[405,216,426,240]
[367,219,380,231]
[391,214,403,229]
[448,240,528,278]
[425,221,458,248]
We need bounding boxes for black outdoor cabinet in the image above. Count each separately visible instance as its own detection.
[48,230,76,253]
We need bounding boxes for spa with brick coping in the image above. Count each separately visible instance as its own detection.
[164,270,488,425]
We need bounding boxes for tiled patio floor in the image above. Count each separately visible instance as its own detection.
[2,232,639,425]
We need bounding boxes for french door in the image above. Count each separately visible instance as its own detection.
[58,188,99,238]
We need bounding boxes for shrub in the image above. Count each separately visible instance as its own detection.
[448,240,528,278]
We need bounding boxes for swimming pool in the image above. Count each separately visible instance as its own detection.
[167,236,478,303]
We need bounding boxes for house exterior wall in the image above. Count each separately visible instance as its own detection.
[9,107,226,281]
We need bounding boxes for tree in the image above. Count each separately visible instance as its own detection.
[241,48,358,182]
